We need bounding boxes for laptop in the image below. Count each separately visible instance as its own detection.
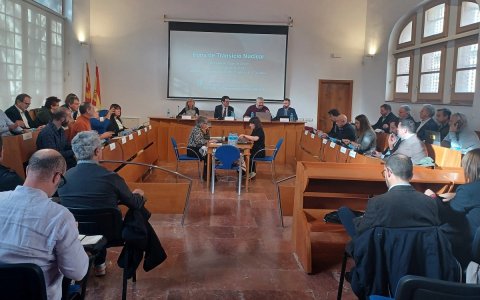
[198,110,215,118]
[425,130,441,145]
[255,111,272,122]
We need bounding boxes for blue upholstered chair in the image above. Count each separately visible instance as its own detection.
[170,137,202,180]
[251,138,284,181]
[211,144,242,195]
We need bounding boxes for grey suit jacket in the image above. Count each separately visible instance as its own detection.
[392,134,427,164]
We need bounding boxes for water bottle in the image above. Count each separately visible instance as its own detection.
[289,113,293,122]
[167,108,171,118]
[231,111,235,120]
[228,133,238,146]
[250,112,254,118]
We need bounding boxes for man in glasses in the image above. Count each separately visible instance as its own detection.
[5,93,38,129]
[353,154,440,236]
[58,130,145,276]
[0,149,89,300]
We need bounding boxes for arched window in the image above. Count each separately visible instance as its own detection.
[389,0,479,106]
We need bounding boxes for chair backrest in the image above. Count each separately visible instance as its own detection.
[395,275,480,300]
[170,137,180,160]
[214,145,240,169]
[67,207,123,247]
[272,138,284,159]
[0,263,47,300]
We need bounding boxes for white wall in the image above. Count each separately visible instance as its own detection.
[67,0,368,126]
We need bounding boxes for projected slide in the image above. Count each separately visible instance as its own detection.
[168,23,288,101]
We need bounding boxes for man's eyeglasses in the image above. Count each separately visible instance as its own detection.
[58,173,67,188]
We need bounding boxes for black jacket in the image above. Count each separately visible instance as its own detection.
[372,112,398,133]
[350,226,460,299]
[117,206,167,278]
[0,165,23,192]
[5,105,36,128]
[107,115,126,134]
[214,105,235,120]
[329,123,356,141]
[416,118,439,142]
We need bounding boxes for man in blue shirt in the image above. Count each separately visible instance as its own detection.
[0,149,89,300]
[274,98,298,121]
[36,107,76,169]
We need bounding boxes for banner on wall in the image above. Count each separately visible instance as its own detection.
[93,65,101,107]
[85,62,92,104]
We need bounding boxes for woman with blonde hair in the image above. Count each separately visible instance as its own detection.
[177,98,199,117]
[426,148,480,267]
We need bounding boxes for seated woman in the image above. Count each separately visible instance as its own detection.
[90,107,114,135]
[107,104,127,135]
[177,98,200,118]
[425,148,480,267]
[342,114,376,154]
[239,116,265,179]
[187,116,214,179]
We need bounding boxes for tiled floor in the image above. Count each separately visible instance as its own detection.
[84,163,356,299]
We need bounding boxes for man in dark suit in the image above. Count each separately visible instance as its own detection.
[416,104,439,142]
[5,93,37,129]
[273,98,298,121]
[353,154,440,235]
[436,108,451,141]
[328,114,356,141]
[372,104,398,133]
[214,96,235,120]
[62,93,80,120]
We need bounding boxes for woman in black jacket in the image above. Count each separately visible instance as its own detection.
[107,104,126,135]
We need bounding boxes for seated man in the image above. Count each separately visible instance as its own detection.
[69,102,112,141]
[5,93,37,129]
[243,97,270,118]
[0,109,23,136]
[398,104,416,125]
[327,114,356,141]
[416,104,438,142]
[436,108,451,141]
[326,108,340,136]
[372,104,398,134]
[442,113,480,154]
[0,136,23,191]
[0,149,89,300]
[62,93,80,121]
[36,108,76,169]
[214,96,235,120]
[352,154,440,236]
[58,131,145,276]
[274,98,298,121]
[35,96,61,126]
[374,118,428,165]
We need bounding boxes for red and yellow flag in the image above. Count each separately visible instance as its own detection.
[85,62,92,103]
[93,65,101,107]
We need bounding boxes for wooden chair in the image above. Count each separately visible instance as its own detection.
[425,144,462,168]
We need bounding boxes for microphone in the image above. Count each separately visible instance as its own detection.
[177,105,180,115]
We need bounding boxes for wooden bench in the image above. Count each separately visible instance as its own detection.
[2,131,41,179]
[292,161,464,273]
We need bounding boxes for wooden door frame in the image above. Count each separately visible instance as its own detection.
[317,79,354,129]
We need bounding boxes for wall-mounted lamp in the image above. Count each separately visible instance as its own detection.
[79,41,89,46]
[78,32,88,46]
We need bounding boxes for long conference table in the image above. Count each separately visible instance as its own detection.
[149,117,305,166]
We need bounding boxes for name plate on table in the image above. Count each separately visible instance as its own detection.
[279,118,289,123]
[148,125,152,130]
[144,127,148,132]
[109,143,116,151]
[224,116,234,121]
[322,139,328,144]
[121,137,127,144]
[137,130,142,136]
[330,142,336,148]
[243,117,251,122]
[22,132,33,140]
[340,147,347,154]
[305,130,309,135]
[349,151,357,158]
[181,115,192,120]
[78,234,103,246]
[310,133,315,139]
[129,134,134,140]
[99,117,104,122]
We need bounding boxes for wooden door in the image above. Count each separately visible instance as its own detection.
[317,80,353,131]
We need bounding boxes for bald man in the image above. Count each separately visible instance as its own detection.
[329,114,356,141]
[0,149,88,300]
